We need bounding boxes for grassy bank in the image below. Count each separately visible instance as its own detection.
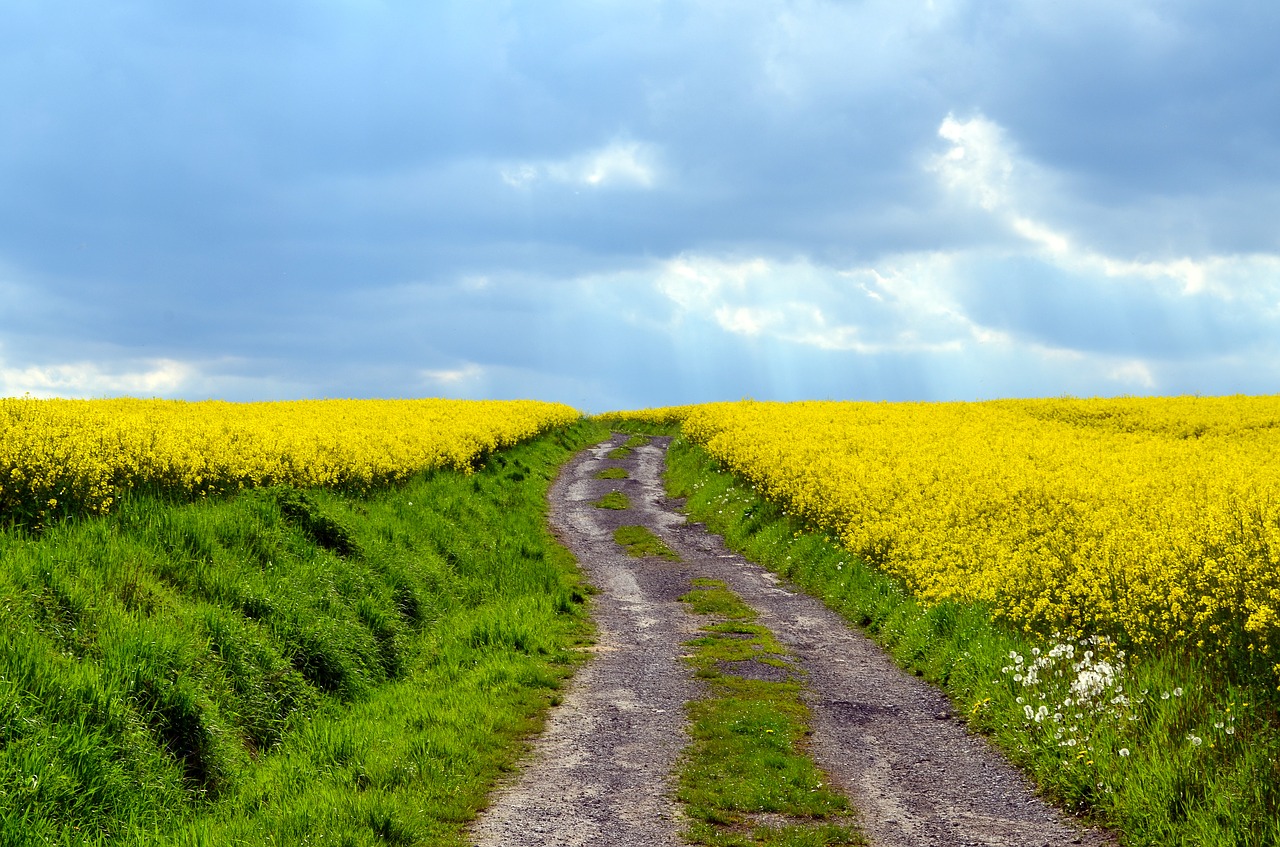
[0,420,607,846]
[663,434,1280,847]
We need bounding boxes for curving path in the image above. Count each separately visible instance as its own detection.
[469,434,1115,847]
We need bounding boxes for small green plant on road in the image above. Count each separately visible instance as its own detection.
[594,491,631,510]
[613,525,681,561]
[606,434,650,461]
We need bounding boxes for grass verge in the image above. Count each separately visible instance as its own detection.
[0,420,609,846]
[664,434,1280,847]
[679,579,865,846]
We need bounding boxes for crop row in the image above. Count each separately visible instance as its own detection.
[1,397,579,528]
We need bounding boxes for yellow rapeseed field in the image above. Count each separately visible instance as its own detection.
[1,397,579,527]
[629,397,1280,680]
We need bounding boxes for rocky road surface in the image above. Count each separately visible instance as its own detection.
[469,434,1115,847]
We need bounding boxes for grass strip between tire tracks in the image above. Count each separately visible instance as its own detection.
[678,578,866,846]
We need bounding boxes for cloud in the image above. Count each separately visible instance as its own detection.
[931,115,1017,213]
[925,113,1280,355]
[1107,359,1158,390]
[930,112,1280,301]
[641,109,1280,401]
[501,140,661,190]
[652,252,979,355]
[0,357,195,398]
[419,362,486,387]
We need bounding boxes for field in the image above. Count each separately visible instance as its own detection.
[609,396,1280,844]
[1,397,580,530]
[6,394,1280,844]
[0,400,598,845]
[607,395,1280,689]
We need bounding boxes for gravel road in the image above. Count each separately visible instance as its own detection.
[469,434,1116,847]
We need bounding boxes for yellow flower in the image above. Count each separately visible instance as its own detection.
[642,395,1280,688]
[2,397,579,522]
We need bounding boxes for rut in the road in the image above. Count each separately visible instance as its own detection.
[469,434,1115,847]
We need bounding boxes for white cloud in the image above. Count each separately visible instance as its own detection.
[1107,359,1158,389]
[0,343,315,401]
[0,357,195,398]
[931,114,1016,212]
[501,140,660,190]
[1010,216,1071,256]
[499,164,541,189]
[640,110,1280,400]
[575,141,657,187]
[419,362,485,386]
[930,112,1280,303]
[652,252,978,354]
[655,256,768,310]
[714,305,779,337]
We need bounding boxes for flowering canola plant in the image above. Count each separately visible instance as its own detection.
[655,396,1280,684]
[1,397,579,527]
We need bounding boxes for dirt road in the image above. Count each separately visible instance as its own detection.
[470,434,1114,847]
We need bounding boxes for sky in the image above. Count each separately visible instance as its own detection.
[2,1,1278,412]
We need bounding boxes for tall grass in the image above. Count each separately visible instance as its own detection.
[0,421,606,846]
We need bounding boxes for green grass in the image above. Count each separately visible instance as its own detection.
[591,416,684,437]
[678,579,865,846]
[604,434,651,461]
[594,467,628,480]
[612,525,681,562]
[594,491,631,511]
[0,420,609,846]
[663,433,1280,847]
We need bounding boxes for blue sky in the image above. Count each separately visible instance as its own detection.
[2,1,1278,412]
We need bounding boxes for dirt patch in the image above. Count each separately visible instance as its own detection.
[469,435,1116,847]
[717,658,795,683]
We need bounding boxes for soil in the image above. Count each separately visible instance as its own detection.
[469,435,1117,847]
